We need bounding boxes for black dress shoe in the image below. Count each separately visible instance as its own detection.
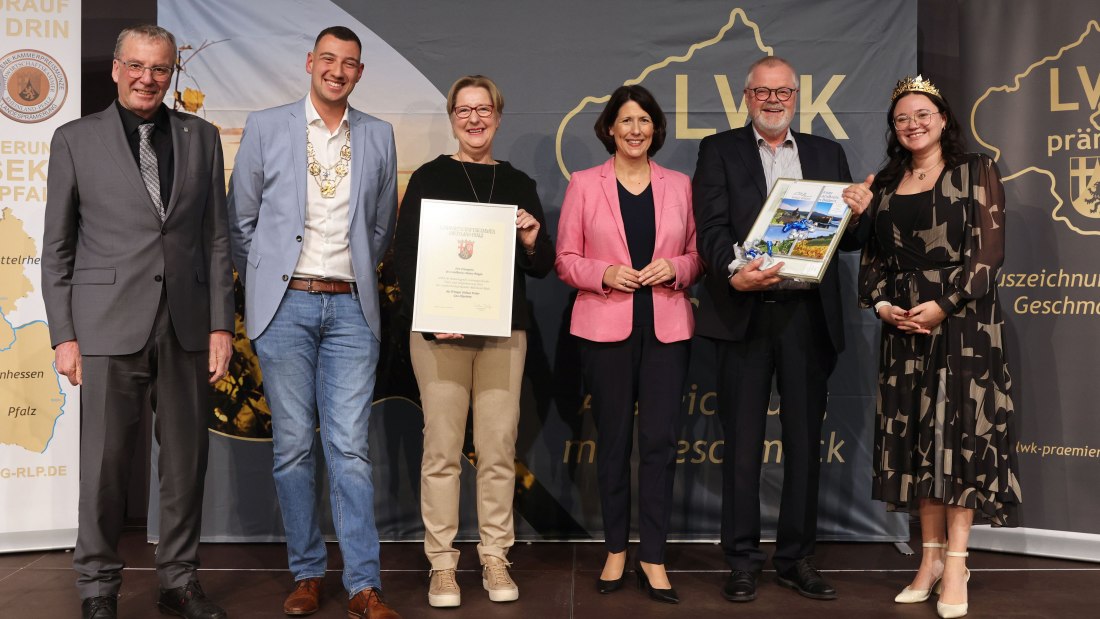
[82,596,118,619]
[776,556,837,600]
[635,561,679,604]
[157,580,228,619]
[722,570,758,602]
[597,574,624,594]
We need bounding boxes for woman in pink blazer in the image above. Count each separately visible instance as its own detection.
[555,85,703,604]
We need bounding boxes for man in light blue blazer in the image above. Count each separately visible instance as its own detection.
[227,26,400,619]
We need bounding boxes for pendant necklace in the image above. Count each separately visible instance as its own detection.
[460,159,495,203]
[911,159,942,181]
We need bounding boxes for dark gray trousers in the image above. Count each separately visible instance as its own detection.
[74,294,210,598]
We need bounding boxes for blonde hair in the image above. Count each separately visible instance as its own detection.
[446,75,504,115]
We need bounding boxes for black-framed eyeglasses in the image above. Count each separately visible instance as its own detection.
[892,109,941,129]
[745,87,797,101]
[453,105,494,119]
[116,59,173,82]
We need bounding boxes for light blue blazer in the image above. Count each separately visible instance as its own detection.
[227,97,398,340]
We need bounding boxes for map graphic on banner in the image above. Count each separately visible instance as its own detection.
[0,208,65,454]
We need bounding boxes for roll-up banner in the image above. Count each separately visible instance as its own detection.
[0,0,81,553]
[950,0,1100,561]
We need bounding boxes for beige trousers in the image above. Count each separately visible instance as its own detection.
[410,331,525,569]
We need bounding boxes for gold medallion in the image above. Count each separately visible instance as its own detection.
[306,127,351,199]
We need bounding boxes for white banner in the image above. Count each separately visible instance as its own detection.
[0,0,81,552]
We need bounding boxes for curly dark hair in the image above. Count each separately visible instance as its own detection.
[874,90,967,191]
[593,85,667,157]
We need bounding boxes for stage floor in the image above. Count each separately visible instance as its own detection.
[2,528,1097,618]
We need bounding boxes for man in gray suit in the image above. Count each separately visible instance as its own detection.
[41,25,234,619]
[227,27,399,619]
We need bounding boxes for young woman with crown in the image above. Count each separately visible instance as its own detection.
[853,75,1023,618]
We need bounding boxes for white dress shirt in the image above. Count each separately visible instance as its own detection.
[293,95,355,282]
[752,126,815,291]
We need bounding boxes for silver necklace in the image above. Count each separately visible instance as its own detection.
[459,160,495,203]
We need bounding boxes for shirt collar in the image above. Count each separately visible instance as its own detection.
[116,100,170,134]
[752,125,796,149]
[304,94,349,133]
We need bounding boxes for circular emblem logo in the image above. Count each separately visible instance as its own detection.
[0,49,68,123]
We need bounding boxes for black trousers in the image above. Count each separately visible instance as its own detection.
[581,329,689,564]
[715,292,837,573]
[74,293,210,597]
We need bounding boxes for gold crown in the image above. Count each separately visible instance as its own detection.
[891,74,941,101]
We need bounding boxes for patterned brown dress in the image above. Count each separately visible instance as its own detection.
[858,153,1022,525]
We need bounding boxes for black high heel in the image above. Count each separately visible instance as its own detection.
[597,574,624,594]
[635,561,679,604]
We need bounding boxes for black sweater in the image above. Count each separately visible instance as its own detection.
[393,155,554,333]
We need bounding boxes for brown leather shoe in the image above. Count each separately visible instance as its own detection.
[347,588,401,619]
[283,578,323,616]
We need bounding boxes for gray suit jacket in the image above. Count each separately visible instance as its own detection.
[227,97,398,340]
[41,103,235,355]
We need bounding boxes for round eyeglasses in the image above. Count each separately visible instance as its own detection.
[892,109,941,129]
[744,87,797,101]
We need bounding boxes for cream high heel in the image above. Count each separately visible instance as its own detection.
[936,551,970,618]
[894,542,946,603]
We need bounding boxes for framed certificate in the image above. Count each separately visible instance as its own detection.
[743,178,853,283]
[411,198,517,337]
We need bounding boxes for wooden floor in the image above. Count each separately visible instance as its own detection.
[2,530,1097,618]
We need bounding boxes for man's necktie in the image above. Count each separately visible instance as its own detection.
[138,123,166,221]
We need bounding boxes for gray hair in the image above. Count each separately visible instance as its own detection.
[743,56,797,89]
[114,24,177,59]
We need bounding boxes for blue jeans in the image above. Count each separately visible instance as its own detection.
[253,290,381,596]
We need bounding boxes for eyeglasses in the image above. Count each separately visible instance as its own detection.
[892,109,941,129]
[745,87,797,101]
[116,59,173,82]
[453,105,494,119]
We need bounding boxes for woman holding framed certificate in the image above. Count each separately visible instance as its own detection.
[392,75,554,608]
[857,76,1022,619]
[555,85,703,604]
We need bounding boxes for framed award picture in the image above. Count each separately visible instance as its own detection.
[411,198,517,337]
[743,179,853,283]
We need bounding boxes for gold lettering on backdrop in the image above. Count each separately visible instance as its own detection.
[1049,67,1080,111]
[562,440,596,464]
[0,158,48,182]
[0,156,49,202]
[569,433,847,466]
[0,141,50,155]
[675,74,716,139]
[0,466,68,479]
[0,0,72,13]
[1047,66,1100,112]
[1018,440,1100,459]
[675,73,849,140]
[4,18,69,38]
[1077,66,1100,110]
[713,74,749,129]
[799,74,848,138]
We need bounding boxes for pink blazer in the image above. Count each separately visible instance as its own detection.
[556,158,704,343]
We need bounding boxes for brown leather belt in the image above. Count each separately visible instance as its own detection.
[288,278,356,294]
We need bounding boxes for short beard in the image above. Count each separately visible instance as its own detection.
[752,109,793,136]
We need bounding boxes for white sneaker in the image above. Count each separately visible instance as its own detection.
[482,556,519,602]
[428,568,461,608]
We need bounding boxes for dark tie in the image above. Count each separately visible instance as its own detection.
[138,123,166,221]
